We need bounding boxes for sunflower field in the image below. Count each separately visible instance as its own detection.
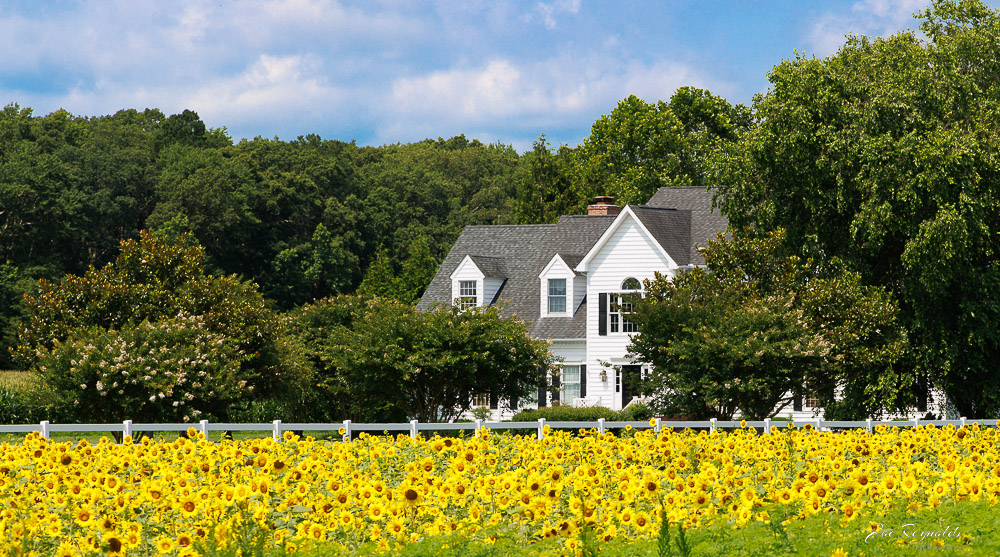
[0,422,997,556]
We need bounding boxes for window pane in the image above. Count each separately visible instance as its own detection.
[460,281,477,296]
[562,366,580,403]
[548,279,566,296]
[548,295,566,313]
[621,277,641,290]
[622,318,639,333]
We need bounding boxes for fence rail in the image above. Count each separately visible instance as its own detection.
[2,416,997,443]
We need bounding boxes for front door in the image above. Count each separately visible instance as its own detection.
[620,365,642,408]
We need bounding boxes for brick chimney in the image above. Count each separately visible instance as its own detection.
[587,196,621,216]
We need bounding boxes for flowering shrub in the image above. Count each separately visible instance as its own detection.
[14,231,311,422]
[32,314,245,423]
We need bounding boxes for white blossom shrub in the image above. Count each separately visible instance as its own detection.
[33,313,246,423]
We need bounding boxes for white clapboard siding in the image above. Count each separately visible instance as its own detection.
[584,214,677,410]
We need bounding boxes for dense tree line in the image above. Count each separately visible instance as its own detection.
[0,108,529,368]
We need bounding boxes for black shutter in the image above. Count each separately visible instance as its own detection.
[511,394,518,410]
[793,394,802,412]
[490,392,498,410]
[580,364,587,398]
[598,293,608,336]
[551,370,560,405]
[538,375,547,408]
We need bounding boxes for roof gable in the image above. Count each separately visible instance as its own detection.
[538,254,577,278]
[449,255,485,280]
[575,207,678,273]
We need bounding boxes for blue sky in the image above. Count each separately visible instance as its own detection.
[2,0,993,151]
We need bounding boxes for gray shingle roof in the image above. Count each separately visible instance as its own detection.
[418,188,726,339]
[467,255,507,278]
[417,224,556,315]
[417,217,614,339]
[629,206,692,267]
[645,186,728,265]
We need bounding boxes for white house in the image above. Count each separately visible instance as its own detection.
[418,188,943,420]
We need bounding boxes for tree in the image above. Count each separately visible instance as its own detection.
[14,232,309,420]
[268,223,360,307]
[513,136,579,224]
[357,236,438,305]
[714,0,1000,417]
[289,296,555,423]
[577,90,747,206]
[628,229,908,420]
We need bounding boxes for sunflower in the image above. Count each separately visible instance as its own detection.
[156,537,174,553]
[73,507,93,527]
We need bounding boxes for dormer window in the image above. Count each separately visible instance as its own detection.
[539,254,580,318]
[459,280,477,310]
[548,279,567,313]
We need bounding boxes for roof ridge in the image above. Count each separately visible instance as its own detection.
[631,205,682,211]
[463,224,557,229]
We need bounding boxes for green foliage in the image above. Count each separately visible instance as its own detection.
[714,0,1000,417]
[31,316,246,423]
[617,401,654,422]
[577,90,747,206]
[511,406,618,422]
[289,295,555,423]
[628,229,908,420]
[513,135,581,224]
[0,385,36,424]
[14,232,310,421]
[510,402,652,423]
[357,236,438,305]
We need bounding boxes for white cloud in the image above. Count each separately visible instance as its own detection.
[806,0,928,57]
[184,54,344,125]
[530,0,582,29]
[381,54,731,147]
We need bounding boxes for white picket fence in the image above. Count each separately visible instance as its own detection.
[0,416,995,443]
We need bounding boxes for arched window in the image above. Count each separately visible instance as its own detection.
[610,278,641,333]
[621,277,641,291]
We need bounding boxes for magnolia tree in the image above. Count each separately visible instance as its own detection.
[628,229,908,420]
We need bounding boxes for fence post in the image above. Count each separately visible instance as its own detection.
[474,419,482,437]
[764,418,771,435]
[272,420,281,442]
[597,418,605,435]
[342,420,351,443]
[537,418,546,440]
[866,418,872,433]
[913,416,920,429]
[410,419,419,440]
[961,416,967,428]
[815,418,822,432]
[710,417,717,434]
[122,420,132,442]
[654,417,662,434]
[199,419,209,440]
[40,420,50,440]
